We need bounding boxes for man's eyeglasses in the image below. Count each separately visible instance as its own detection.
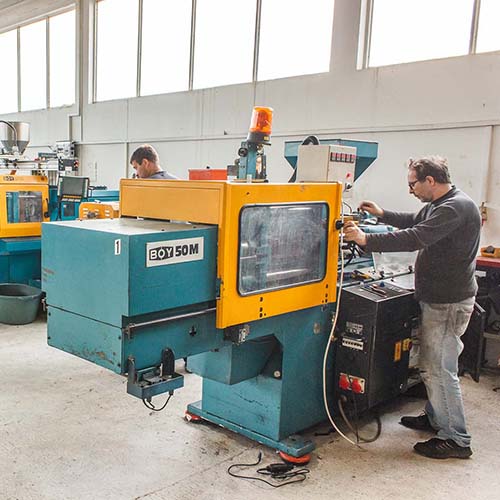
[408,179,420,189]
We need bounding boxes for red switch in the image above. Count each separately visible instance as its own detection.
[339,374,350,390]
[351,378,363,394]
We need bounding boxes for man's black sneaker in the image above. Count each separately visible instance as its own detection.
[400,413,435,432]
[414,438,472,459]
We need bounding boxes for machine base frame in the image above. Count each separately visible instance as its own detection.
[186,400,315,457]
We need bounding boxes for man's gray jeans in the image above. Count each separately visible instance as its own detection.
[419,297,475,447]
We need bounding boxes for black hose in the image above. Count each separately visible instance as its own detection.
[338,396,382,443]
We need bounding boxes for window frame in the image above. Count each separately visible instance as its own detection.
[92,0,337,102]
[0,28,19,114]
[19,18,48,112]
[360,0,490,70]
[48,8,77,109]
[93,0,140,102]
[0,5,76,113]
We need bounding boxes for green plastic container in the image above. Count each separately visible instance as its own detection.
[0,283,43,325]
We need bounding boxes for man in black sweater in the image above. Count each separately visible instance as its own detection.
[344,156,481,459]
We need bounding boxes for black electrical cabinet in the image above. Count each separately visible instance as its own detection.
[334,281,418,413]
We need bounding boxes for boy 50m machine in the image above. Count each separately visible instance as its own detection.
[43,108,378,459]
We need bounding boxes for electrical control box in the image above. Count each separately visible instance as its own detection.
[296,144,356,191]
[334,281,418,413]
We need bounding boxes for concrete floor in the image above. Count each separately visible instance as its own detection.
[1,318,500,500]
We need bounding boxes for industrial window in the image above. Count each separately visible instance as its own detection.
[1,8,75,113]
[20,20,47,112]
[140,0,192,96]
[238,203,328,295]
[95,0,138,101]
[476,0,500,53]
[193,0,256,90]
[258,0,335,81]
[0,30,18,114]
[368,0,474,67]
[49,10,76,108]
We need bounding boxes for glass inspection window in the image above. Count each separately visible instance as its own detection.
[238,203,328,295]
[6,191,43,223]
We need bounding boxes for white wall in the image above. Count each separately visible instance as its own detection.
[2,0,500,234]
[2,0,500,362]
[3,1,499,235]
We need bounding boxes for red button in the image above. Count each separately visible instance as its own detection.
[339,374,350,390]
[351,379,363,394]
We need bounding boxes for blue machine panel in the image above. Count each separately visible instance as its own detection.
[48,307,123,373]
[0,237,41,285]
[189,306,334,441]
[42,218,218,326]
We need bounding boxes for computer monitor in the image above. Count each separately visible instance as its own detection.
[57,176,90,200]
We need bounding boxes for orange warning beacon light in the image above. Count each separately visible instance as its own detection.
[247,106,273,145]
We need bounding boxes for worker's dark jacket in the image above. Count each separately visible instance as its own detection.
[364,187,481,303]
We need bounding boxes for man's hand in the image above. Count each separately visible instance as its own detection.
[343,221,367,247]
[359,200,384,218]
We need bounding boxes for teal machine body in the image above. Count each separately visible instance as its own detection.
[44,139,379,458]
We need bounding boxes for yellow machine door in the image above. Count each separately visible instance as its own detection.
[0,177,50,238]
[216,182,342,329]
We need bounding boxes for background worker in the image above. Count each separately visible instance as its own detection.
[343,156,481,460]
[130,144,178,179]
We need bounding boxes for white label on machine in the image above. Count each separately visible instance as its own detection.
[146,237,204,267]
[114,239,121,255]
[346,321,363,335]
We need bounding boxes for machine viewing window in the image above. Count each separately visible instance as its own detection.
[6,191,43,223]
[238,203,328,295]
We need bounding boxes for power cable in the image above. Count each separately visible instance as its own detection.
[142,393,172,412]
[227,452,310,488]
[321,203,360,447]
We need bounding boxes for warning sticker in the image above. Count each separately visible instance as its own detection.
[402,338,412,351]
[394,341,402,362]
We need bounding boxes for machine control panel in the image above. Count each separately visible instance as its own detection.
[296,144,356,192]
[334,280,417,413]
